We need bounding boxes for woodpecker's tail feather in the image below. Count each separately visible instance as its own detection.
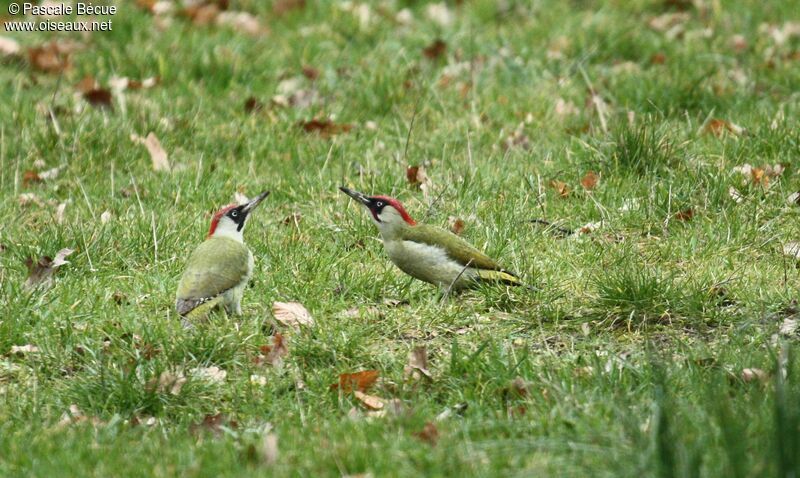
[475,269,523,286]
[178,295,224,321]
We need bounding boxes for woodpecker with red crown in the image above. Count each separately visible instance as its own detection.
[175,191,269,320]
[339,187,521,290]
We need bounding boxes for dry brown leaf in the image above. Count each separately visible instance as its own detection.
[550,180,570,198]
[650,52,667,64]
[783,242,800,260]
[741,368,769,384]
[244,97,265,114]
[190,366,227,384]
[301,65,319,80]
[580,171,599,190]
[273,0,306,15]
[780,318,798,336]
[132,132,170,172]
[272,302,313,328]
[300,119,352,137]
[448,217,465,235]
[704,119,745,137]
[22,170,42,186]
[673,208,694,221]
[258,332,288,367]
[423,39,447,60]
[146,370,187,395]
[9,344,40,355]
[24,248,74,289]
[190,413,238,436]
[101,210,113,224]
[503,377,529,398]
[0,36,21,57]
[413,422,440,446]
[28,42,72,73]
[55,202,67,224]
[75,75,98,93]
[354,391,385,410]
[330,370,380,393]
[404,346,432,380]
[216,11,266,37]
[83,88,113,110]
[56,404,104,428]
[259,431,279,465]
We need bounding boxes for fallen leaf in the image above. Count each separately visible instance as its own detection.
[331,370,380,393]
[730,34,748,52]
[259,430,279,465]
[704,119,745,137]
[780,318,798,336]
[56,404,104,428]
[673,208,694,221]
[146,370,187,395]
[190,413,238,436]
[576,221,602,235]
[100,210,112,224]
[216,11,266,37]
[554,98,579,119]
[19,193,43,207]
[741,368,769,384]
[404,346,432,380]
[272,302,314,328]
[273,0,305,15]
[55,202,67,224]
[354,391,385,410]
[258,332,288,367]
[413,422,439,446]
[504,124,531,150]
[250,374,268,386]
[132,132,170,172]
[301,65,319,80]
[39,166,62,180]
[423,39,447,59]
[425,3,453,27]
[23,170,42,186]
[244,97,265,113]
[282,212,302,226]
[9,344,40,355]
[648,12,689,38]
[0,36,21,57]
[650,52,667,64]
[550,180,570,198]
[28,42,72,73]
[503,377,529,398]
[448,217,465,235]
[300,119,352,137]
[83,88,113,110]
[24,248,74,289]
[729,186,745,203]
[580,171,599,190]
[190,366,227,384]
[783,242,800,260]
[75,75,98,93]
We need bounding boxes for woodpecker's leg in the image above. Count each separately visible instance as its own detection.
[223,284,246,315]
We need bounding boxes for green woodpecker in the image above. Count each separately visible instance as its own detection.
[339,187,521,290]
[175,191,269,319]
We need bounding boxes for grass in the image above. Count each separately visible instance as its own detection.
[1,0,800,476]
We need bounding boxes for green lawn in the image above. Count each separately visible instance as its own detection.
[2,0,800,476]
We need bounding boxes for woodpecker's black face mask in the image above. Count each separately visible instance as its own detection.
[227,206,249,231]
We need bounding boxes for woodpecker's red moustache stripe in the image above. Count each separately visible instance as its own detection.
[372,195,416,225]
[207,203,238,237]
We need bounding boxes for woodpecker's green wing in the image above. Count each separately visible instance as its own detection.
[402,224,520,284]
[175,237,251,316]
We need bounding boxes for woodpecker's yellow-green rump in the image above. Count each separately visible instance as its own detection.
[339,187,521,290]
[175,191,269,320]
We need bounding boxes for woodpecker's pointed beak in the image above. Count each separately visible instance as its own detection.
[243,190,270,213]
[339,187,372,208]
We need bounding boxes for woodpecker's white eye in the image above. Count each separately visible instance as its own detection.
[231,211,238,218]
[376,201,384,207]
